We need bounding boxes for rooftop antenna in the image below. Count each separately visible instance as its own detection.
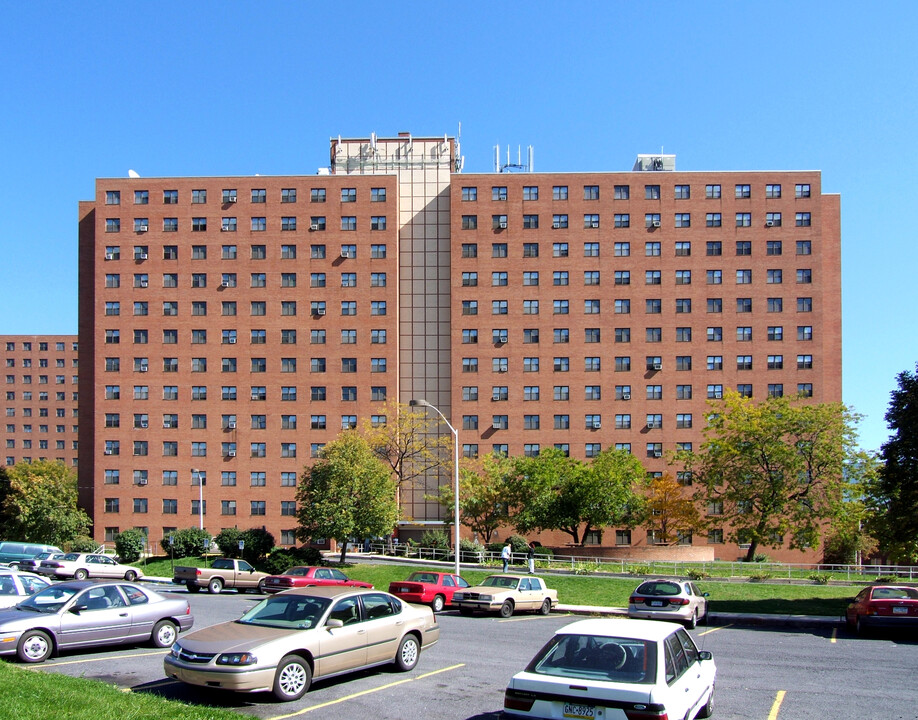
[495,143,533,173]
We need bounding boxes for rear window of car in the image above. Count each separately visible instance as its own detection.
[528,633,656,684]
[637,581,682,596]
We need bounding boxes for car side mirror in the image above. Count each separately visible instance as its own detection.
[70,603,88,613]
[325,619,344,629]
[698,651,713,661]
[702,592,710,597]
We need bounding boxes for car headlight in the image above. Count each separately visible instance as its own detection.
[453,592,465,601]
[479,594,493,602]
[169,643,182,658]
[217,652,258,666]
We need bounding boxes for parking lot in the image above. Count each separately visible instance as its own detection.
[23,588,918,720]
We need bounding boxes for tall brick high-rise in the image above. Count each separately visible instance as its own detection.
[77,135,840,562]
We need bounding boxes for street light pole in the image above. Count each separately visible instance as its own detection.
[192,469,205,531]
[409,399,461,577]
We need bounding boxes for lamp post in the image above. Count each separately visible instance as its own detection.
[192,469,205,531]
[409,399,461,577]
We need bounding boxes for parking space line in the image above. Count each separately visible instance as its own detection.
[265,663,465,720]
[43,650,166,667]
[499,614,572,623]
[767,690,786,720]
[697,624,732,636]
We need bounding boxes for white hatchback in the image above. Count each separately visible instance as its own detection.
[504,618,715,720]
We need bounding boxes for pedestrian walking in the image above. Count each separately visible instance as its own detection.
[501,541,512,572]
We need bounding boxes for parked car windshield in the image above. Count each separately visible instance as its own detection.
[527,633,657,684]
[18,584,82,613]
[238,594,331,629]
[407,572,439,583]
[482,576,519,589]
[636,581,683,596]
[58,553,81,562]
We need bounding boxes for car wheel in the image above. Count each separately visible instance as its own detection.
[395,634,420,671]
[208,578,223,594]
[431,595,445,613]
[74,568,88,580]
[151,620,178,648]
[124,570,138,582]
[186,584,201,593]
[685,609,698,630]
[273,655,312,701]
[539,598,552,615]
[856,615,867,636]
[256,579,267,594]
[499,600,514,619]
[459,607,474,616]
[697,683,715,718]
[17,630,53,663]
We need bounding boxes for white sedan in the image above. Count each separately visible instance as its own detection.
[36,553,142,581]
[504,618,716,720]
[0,570,52,608]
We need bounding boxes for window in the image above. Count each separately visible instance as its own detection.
[645,213,661,228]
[281,188,297,203]
[675,270,691,285]
[461,243,477,258]
[492,243,508,257]
[583,214,600,229]
[736,212,751,227]
[674,213,691,228]
[768,297,783,313]
[341,216,357,231]
[614,299,630,314]
[798,354,813,370]
[768,355,784,370]
[766,212,782,228]
[798,325,813,341]
[737,355,753,370]
[523,214,539,230]
[798,297,813,313]
[341,301,356,316]
[310,188,326,203]
[796,212,811,226]
[645,184,661,200]
[737,326,753,342]
[551,214,568,229]
[797,268,813,284]
[553,299,569,315]
[768,384,784,398]
[461,215,478,230]
[460,186,478,202]
[583,185,599,200]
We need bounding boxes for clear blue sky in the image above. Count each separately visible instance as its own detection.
[1,2,914,452]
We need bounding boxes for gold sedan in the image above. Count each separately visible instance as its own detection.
[164,586,440,701]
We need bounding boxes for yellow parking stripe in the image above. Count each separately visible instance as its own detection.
[265,663,465,720]
[768,690,786,720]
[499,613,572,623]
[697,624,732,636]
[44,650,166,667]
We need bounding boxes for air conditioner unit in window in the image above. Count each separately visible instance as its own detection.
[221,281,230,288]
[228,450,236,457]
[137,478,147,485]
[653,451,663,458]
[138,253,148,260]
[591,221,599,228]
[715,392,723,399]
[552,222,560,229]
[765,220,774,227]
[652,220,661,228]
[315,308,326,316]
[139,365,148,372]
[138,225,148,232]
[492,421,503,429]
[105,253,115,260]
[104,449,114,455]
[592,420,602,429]
[310,224,319,231]
[340,250,351,258]
[228,337,236,344]
[498,221,507,229]
[163,422,172,429]
[139,422,148,428]
[227,197,237,203]
[498,367,508,373]
[652,363,663,371]
[228,422,236,429]
[622,392,631,400]
[139,280,148,287]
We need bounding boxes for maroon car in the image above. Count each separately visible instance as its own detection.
[263,566,373,594]
[388,571,470,612]
[846,585,918,634]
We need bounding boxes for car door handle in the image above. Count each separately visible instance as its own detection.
[119,613,128,617]
[357,629,366,635]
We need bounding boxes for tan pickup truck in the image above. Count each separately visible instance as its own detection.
[173,558,269,594]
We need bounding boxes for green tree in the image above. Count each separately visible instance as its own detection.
[866,365,918,562]
[822,451,879,565]
[432,453,511,543]
[295,432,398,563]
[644,474,703,545]
[685,390,858,562]
[114,528,147,563]
[506,447,647,546]
[214,528,244,558]
[0,460,91,546]
[240,528,275,563]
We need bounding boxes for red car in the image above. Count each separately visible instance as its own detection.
[388,571,471,612]
[846,584,918,634]
[263,566,373,594]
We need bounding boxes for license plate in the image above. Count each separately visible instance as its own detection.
[563,703,595,719]
[399,587,410,593]
[650,600,664,607]
[893,606,909,614]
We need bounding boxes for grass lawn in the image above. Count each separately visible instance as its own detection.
[0,661,245,720]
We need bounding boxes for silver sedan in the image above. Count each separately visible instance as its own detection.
[0,580,194,662]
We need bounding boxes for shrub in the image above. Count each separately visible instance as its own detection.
[160,527,211,558]
[748,571,772,581]
[808,572,831,585]
[419,530,451,550]
[68,535,98,553]
[627,563,652,576]
[458,538,485,563]
[752,553,771,563]
[214,528,244,558]
[114,529,146,563]
[240,528,275,563]
[686,568,709,581]
[262,546,323,575]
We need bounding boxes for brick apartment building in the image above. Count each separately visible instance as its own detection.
[2,336,80,468]
[77,134,840,562]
